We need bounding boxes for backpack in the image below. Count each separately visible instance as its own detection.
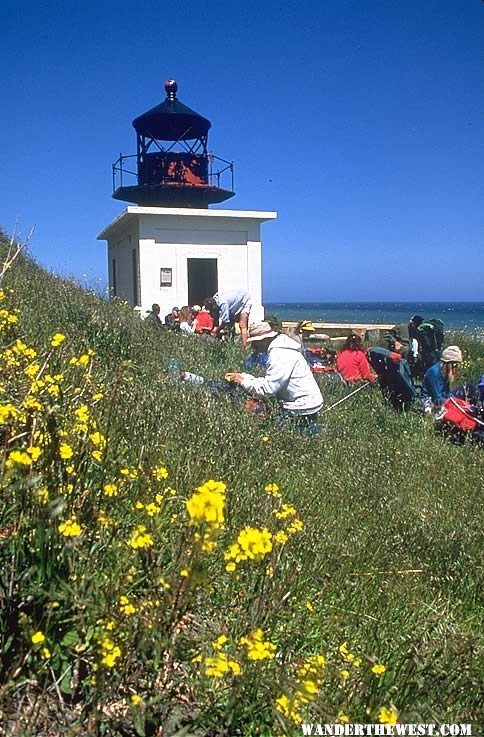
[436,397,478,432]
[368,347,418,411]
[416,319,444,370]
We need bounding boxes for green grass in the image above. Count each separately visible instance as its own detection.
[1,235,483,736]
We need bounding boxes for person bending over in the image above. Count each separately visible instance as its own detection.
[336,334,377,383]
[204,290,253,350]
[421,345,462,411]
[225,322,323,425]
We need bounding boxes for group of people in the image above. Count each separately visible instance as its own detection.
[226,320,476,435]
[145,290,254,348]
[147,290,481,437]
[146,303,214,335]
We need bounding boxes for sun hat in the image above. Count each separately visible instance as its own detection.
[300,320,315,332]
[191,304,201,312]
[441,346,462,363]
[247,321,278,342]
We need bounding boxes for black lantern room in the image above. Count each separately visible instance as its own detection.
[112,80,235,208]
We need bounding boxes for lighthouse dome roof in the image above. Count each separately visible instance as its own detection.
[132,80,211,141]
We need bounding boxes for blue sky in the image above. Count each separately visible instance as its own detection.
[1,0,483,301]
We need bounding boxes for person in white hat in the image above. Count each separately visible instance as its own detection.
[225,322,324,423]
[421,345,462,410]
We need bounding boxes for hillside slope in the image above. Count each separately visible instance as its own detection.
[1,235,483,735]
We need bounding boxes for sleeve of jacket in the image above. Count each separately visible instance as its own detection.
[240,356,291,397]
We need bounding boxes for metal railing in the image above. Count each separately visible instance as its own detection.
[112,152,234,193]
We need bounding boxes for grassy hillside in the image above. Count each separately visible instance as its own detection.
[1,235,483,736]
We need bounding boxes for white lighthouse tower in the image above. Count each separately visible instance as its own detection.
[97,80,276,318]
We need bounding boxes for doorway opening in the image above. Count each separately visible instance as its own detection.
[187,258,218,306]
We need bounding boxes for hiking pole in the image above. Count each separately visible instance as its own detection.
[320,381,371,416]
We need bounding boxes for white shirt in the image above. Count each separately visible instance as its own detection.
[240,334,324,415]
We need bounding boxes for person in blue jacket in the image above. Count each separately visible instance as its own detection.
[421,345,462,411]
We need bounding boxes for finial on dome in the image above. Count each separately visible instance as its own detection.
[164,79,178,101]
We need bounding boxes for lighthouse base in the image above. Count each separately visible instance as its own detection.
[97,206,277,321]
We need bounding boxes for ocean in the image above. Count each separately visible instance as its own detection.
[264,302,484,333]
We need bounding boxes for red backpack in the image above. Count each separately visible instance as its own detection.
[439,397,478,432]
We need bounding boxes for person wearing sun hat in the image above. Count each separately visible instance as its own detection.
[421,345,462,410]
[225,322,324,423]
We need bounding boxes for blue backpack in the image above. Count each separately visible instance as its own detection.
[368,347,418,411]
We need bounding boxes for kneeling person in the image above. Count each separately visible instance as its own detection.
[226,322,324,424]
[421,345,462,411]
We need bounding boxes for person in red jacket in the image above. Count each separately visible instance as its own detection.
[336,334,378,383]
[193,305,214,334]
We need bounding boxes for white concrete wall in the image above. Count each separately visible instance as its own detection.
[107,220,140,305]
[137,213,264,319]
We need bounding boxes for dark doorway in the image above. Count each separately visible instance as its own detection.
[187,258,218,306]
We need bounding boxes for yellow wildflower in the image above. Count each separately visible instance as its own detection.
[186,482,225,528]
[130,694,143,706]
[152,465,168,481]
[287,518,304,534]
[103,483,118,497]
[275,530,289,545]
[212,634,228,650]
[239,629,276,660]
[89,431,106,448]
[36,487,49,504]
[27,446,41,462]
[273,503,297,519]
[100,637,121,668]
[275,694,302,725]
[75,405,89,423]
[31,631,46,645]
[264,482,281,497]
[24,362,40,379]
[202,653,241,678]
[128,525,154,550]
[378,706,398,725]
[6,450,32,468]
[0,404,20,424]
[50,332,66,347]
[224,526,272,570]
[120,467,138,479]
[144,502,160,517]
[41,647,51,659]
[59,444,73,460]
[119,595,136,616]
[58,518,82,537]
[372,663,386,676]
[338,712,350,724]
[23,396,42,411]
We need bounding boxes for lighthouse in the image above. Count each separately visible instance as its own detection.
[97,80,276,316]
